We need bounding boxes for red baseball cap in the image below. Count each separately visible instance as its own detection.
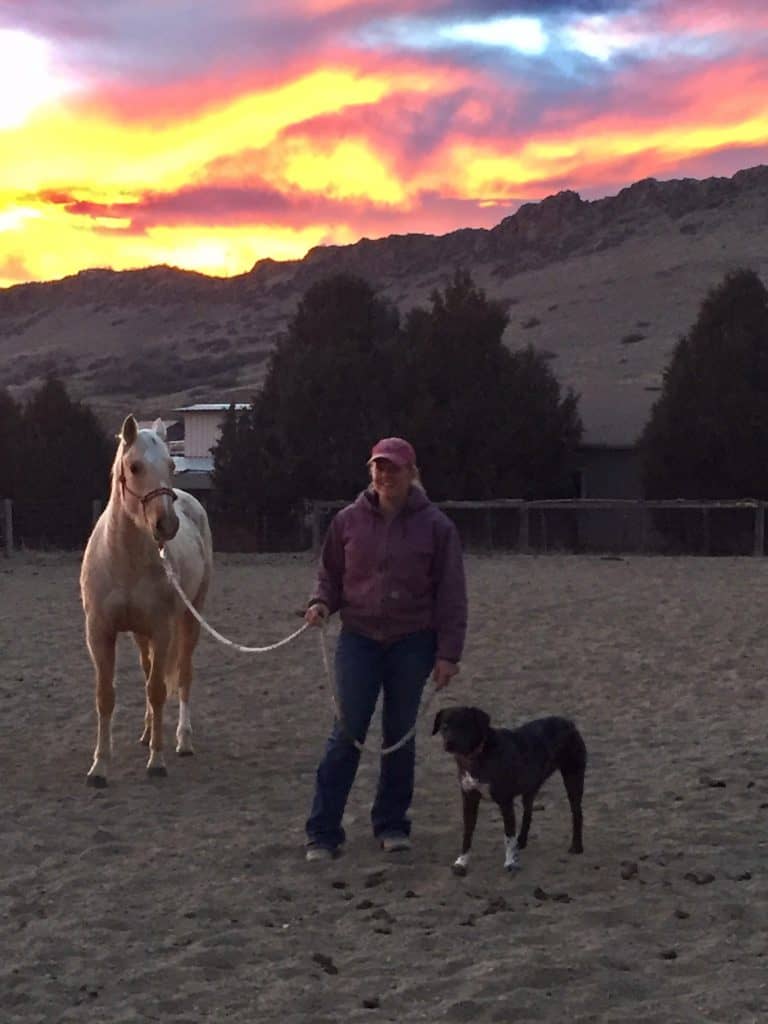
[367,436,417,467]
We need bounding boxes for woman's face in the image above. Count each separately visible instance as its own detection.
[370,458,413,504]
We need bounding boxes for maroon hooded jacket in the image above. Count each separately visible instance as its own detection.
[310,486,467,662]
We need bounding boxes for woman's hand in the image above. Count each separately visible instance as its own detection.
[432,658,459,690]
[305,601,329,626]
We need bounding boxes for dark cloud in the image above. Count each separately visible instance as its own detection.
[37,182,292,233]
[31,177,510,240]
[426,2,631,13]
[0,1,645,88]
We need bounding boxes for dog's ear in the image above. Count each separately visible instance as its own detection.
[431,709,445,735]
[471,707,491,736]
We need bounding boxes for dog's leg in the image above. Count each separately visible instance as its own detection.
[517,792,534,850]
[517,792,534,849]
[452,790,480,876]
[562,769,584,853]
[499,801,520,872]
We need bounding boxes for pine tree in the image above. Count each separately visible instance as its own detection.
[641,268,768,498]
[399,270,582,498]
[213,274,400,511]
[18,378,112,546]
[0,388,23,498]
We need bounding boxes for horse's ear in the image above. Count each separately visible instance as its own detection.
[152,417,167,441]
[120,415,138,446]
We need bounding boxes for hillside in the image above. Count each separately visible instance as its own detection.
[2,165,768,445]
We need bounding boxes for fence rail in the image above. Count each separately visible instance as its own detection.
[310,498,768,557]
[2,496,767,557]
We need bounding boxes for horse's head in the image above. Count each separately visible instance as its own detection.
[115,414,179,544]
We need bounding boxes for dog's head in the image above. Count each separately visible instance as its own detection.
[432,706,491,756]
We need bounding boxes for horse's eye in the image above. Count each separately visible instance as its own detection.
[129,461,141,475]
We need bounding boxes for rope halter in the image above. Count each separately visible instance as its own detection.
[119,468,177,518]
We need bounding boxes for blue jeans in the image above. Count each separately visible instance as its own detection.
[306,628,436,850]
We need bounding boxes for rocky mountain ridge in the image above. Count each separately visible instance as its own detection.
[2,164,767,444]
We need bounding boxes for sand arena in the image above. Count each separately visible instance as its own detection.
[1,551,766,1022]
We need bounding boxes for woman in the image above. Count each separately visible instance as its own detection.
[304,436,468,861]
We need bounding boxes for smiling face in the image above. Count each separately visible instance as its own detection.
[370,456,414,507]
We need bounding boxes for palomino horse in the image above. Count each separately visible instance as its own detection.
[80,414,213,785]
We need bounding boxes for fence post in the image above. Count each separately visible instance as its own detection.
[754,501,765,557]
[2,499,12,557]
[518,504,530,553]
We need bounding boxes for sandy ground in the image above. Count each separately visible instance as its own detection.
[1,550,767,1023]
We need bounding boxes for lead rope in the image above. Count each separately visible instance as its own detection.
[317,621,436,756]
[160,549,309,653]
[160,550,434,756]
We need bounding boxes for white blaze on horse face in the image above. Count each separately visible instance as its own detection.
[504,835,520,871]
[127,430,178,541]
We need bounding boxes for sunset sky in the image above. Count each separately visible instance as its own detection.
[1,0,767,289]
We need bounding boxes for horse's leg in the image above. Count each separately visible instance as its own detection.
[133,634,153,745]
[85,622,116,787]
[175,610,199,756]
[145,626,171,778]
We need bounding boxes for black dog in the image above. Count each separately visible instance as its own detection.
[432,706,587,875]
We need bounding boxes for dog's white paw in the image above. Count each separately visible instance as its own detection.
[453,853,470,876]
[504,836,520,872]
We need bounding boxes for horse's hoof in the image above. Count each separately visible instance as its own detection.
[176,748,195,757]
[452,863,467,877]
[86,774,107,789]
[505,863,521,873]
[146,764,168,778]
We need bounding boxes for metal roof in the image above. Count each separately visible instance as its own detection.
[173,455,214,473]
[175,403,251,412]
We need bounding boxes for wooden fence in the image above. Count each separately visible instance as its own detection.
[2,496,767,557]
[309,498,768,557]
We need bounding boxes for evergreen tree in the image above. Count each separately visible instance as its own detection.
[641,268,768,498]
[399,270,582,499]
[213,274,400,510]
[0,388,23,498]
[19,378,112,546]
